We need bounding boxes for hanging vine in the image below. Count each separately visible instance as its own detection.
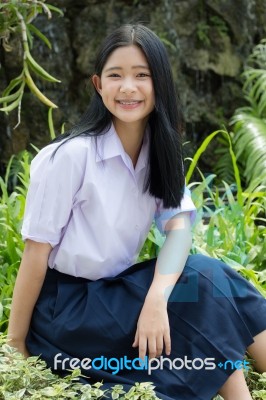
[0,0,63,128]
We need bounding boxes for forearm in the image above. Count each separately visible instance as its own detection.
[147,212,192,302]
[7,240,51,345]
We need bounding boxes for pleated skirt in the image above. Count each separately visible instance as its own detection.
[26,254,266,400]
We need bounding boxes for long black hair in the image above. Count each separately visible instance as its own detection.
[52,24,185,208]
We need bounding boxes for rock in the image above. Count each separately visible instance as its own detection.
[184,36,241,77]
[0,0,266,176]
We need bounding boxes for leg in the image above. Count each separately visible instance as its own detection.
[217,370,252,400]
[217,330,266,399]
[247,329,266,373]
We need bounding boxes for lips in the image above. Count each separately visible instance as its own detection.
[116,100,142,105]
[115,99,143,110]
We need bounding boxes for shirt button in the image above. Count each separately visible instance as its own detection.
[132,187,137,194]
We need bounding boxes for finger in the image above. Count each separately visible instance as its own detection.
[132,328,139,347]
[138,335,148,362]
[156,335,164,358]
[164,328,171,356]
[148,337,157,360]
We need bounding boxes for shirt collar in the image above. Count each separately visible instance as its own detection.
[95,123,150,174]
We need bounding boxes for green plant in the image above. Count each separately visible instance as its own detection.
[0,335,160,399]
[196,21,211,47]
[0,150,32,332]
[216,39,266,187]
[0,0,63,127]
[138,222,165,262]
[196,15,228,47]
[213,131,239,185]
[185,129,243,199]
[190,176,266,287]
[187,129,266,280]
[209,15,228,36]
[146,129,266,280]
[232,112,266,186]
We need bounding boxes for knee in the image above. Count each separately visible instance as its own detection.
[218,369,252,400]
[247,330,266,373]
[186,254,221,277]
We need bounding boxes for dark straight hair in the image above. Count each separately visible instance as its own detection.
[51,24,185,208]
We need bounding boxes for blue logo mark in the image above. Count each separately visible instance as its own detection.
[217,360,250,370]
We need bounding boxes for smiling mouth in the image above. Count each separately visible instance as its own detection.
[116,100,142,105]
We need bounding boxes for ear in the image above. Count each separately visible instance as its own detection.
[92,74,102,95]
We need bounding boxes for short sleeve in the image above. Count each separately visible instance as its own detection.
[154,186,197,234]
[21,141,84,247]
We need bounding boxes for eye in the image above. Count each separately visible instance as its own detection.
[137,73,150,78]
[107,73,120,78]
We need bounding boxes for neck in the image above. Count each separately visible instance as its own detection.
[113,119,147,167]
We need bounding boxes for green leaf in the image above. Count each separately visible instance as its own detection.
[2,74,23,97]
[46,4,64,17]
[48,107,56,140]
[0,302,3,320]
[232,112,266,186]
[27,23,52,49]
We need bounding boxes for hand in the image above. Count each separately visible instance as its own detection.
[7,340,30,359]
[132,291,171,361]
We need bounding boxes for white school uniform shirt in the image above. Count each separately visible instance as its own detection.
[21,124,196,280]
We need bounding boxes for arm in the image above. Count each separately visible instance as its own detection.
[132,212,192,360]
[148,211,192,299]
[7,239,52,357]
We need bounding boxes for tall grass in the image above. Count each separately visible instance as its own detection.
[185,130,266,292]
[0,151,31,332]
[144,130,266,297]
[190,175,266,296]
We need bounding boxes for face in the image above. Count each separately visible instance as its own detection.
[92,45,155,130]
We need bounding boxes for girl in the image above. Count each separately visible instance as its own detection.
[8,24,266,400]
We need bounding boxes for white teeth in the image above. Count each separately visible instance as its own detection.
[118,101,140,105]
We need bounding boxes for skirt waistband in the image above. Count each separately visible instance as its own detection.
[45,267,92,284]
[45,259,157,285]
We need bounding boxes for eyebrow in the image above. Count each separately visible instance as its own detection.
[104,65,150,72]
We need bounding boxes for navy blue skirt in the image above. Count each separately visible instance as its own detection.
[26,254,266,400]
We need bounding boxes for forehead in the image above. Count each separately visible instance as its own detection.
[103,45,149,70]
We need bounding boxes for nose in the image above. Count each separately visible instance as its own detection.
[120,78,136,94]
